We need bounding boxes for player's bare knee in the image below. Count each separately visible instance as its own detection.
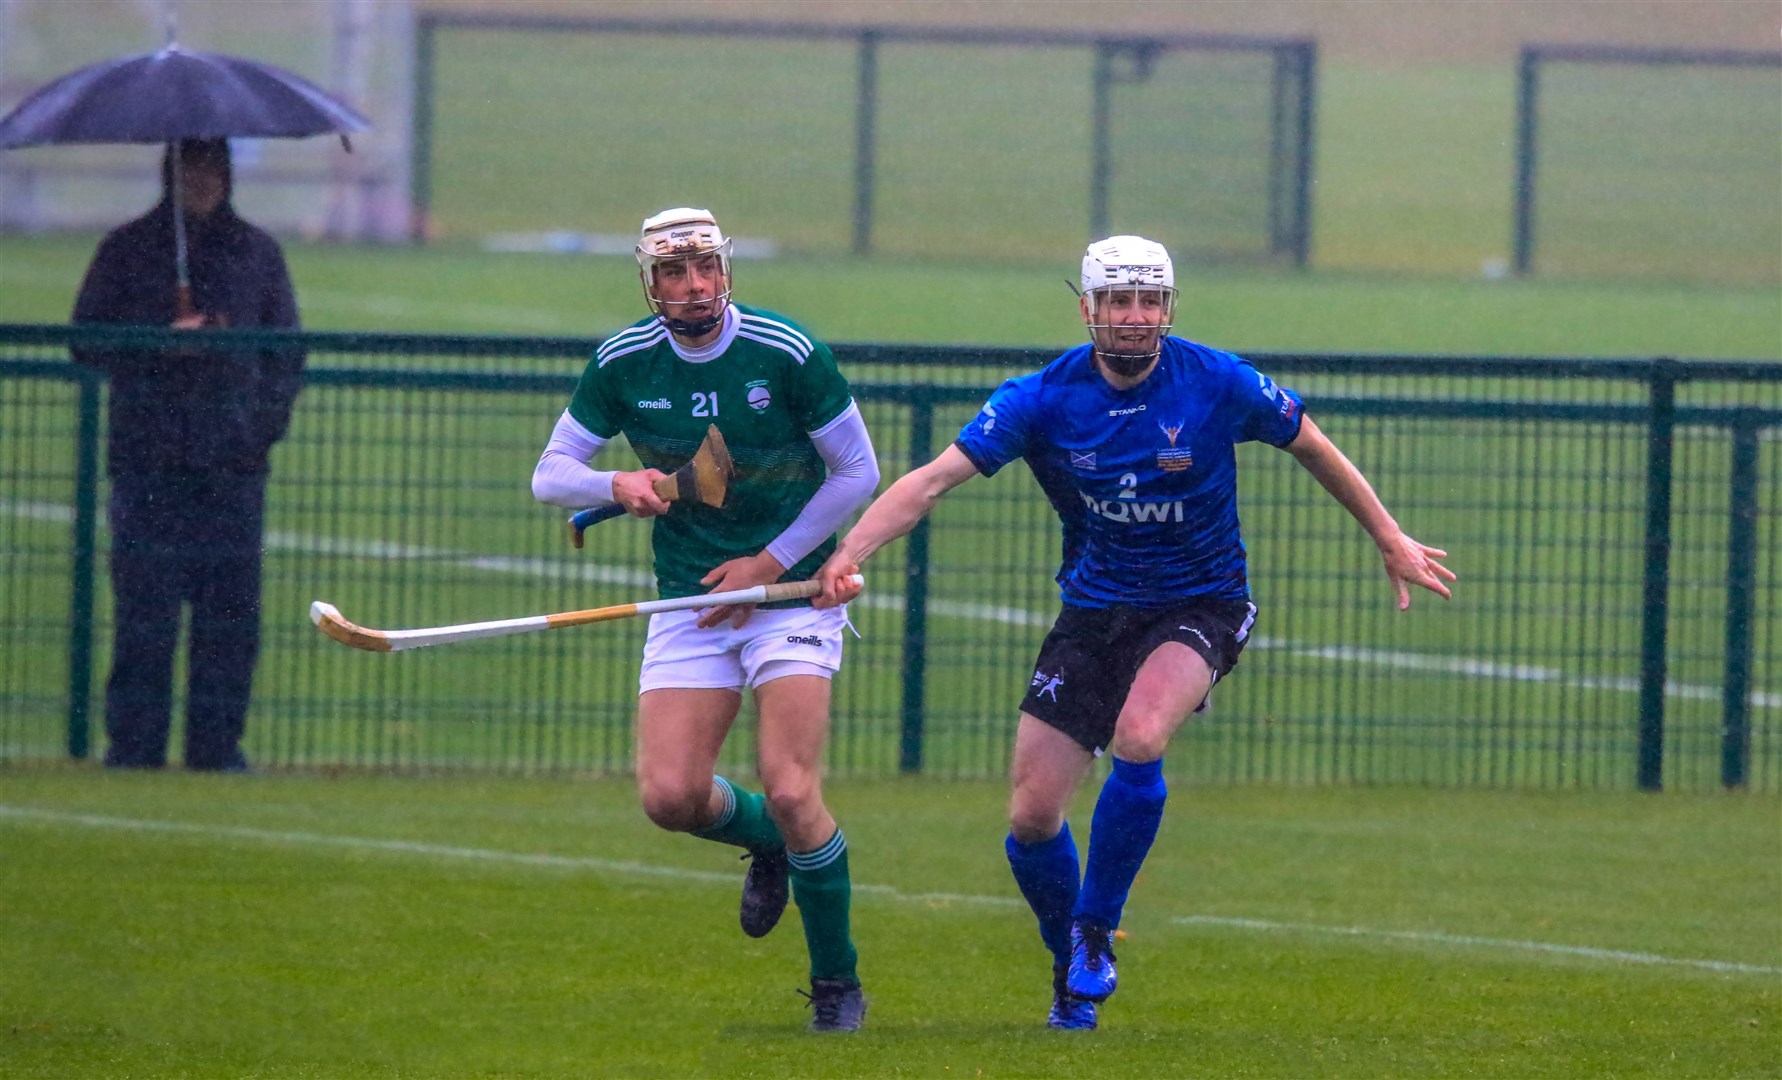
[763,771,820,824]
[637,779,708,832]
[1110,724,1171,763]
[1008,789,1067,843]
[1008,811,1065,845]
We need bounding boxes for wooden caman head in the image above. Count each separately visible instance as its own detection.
[567,424,736,549]
[661,424,734,510]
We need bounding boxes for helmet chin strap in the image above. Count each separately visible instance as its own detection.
[660,303,725,337]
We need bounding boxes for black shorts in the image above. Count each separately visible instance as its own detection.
[1020,597,1257,754]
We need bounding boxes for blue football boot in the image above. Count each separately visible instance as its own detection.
[1066,919,1118,1002]
[1048,960,1098,1030]
[738,848,790,938]
[803,977,867,1032]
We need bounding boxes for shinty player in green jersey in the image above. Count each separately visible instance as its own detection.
[532,208,880,1032]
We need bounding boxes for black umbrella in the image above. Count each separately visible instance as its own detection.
[0,43,371,315]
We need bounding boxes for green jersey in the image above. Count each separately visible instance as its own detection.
[568,304,854,600]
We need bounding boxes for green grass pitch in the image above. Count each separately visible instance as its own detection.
[1,768,1776,1077]
[0,43,1777,1078]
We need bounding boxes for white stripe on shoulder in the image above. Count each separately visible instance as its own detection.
[597,324,667,367]
[736,329,814,364]
[597,322,661,353]
[740,313,814,353]
[738,314,814,358]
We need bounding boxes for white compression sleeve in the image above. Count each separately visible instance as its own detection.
[764,402,881,571]
[531,410,616,508]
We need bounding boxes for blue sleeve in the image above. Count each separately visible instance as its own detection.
[953,375,1040,477]
[1228,357,1305,447]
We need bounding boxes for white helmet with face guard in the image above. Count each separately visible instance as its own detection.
[1080,234,1177,376]
[636,207,733,337]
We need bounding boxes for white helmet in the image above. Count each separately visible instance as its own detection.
[636,207,733,336]
[1080,235,1177,374]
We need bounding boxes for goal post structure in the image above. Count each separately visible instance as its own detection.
[0,0,415,243]
[1512,44,1781,284]
[408,13,1316,268]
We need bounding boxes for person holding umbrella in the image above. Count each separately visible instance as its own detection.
[70,136,304,770]
[0,38,369,770]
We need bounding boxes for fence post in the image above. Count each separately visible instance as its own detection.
[408,12,437,244]
[1089,41,1114,242]
[1290,42,1317,268]
[1268,42,1317,267]
[1721,417,1761,789]
[67,369,102,759]
[899,395,933,773]
[1637,358,1676,791]
[1512,47,1540,276]
[851,29,879,256]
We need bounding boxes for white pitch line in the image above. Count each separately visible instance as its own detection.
[0,805,1015,909]
[3,804,1772,977]
[3,497,1776,706]
[1174,915,1782,976]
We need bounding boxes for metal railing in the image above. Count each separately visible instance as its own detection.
[1512,44,1782,284]
[2,325,1776,790]
[409,13,1315,265]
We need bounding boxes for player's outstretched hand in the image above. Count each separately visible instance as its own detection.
[1381,533,1455,610]
[812,554,864,610]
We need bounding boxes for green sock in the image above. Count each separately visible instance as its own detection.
[688,776,785,853]
[789,829,858,984]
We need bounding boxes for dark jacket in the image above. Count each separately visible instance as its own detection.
[71,153,304,477]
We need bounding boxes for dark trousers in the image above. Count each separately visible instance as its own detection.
[102,475,266,769]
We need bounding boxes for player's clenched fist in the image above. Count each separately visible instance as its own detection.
[813,556,863,609]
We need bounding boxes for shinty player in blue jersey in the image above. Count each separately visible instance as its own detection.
[813,235,1455,1030]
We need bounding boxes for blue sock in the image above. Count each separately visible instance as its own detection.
[1074,757,1167,929]
[1005,822,1081,963]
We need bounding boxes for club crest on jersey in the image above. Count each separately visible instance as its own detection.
[1157,420,1193,471]
[746,379,772,412]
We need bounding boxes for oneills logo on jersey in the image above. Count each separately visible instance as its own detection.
[1157,420,1193,471]
[637,398,672,410]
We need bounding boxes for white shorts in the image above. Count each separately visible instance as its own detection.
[638,604,850,694]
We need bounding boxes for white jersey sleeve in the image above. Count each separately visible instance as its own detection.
[531,410,617,508]
[763,401,880,571]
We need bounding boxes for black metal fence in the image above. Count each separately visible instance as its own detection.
[2,325,1776,791]
[1512,44,1782,284]
[410,13,1315,266]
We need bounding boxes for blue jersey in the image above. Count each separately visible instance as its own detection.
[954,337,1304,608]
